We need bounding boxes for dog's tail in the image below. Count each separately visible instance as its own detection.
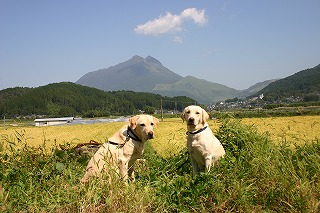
[59,140,102,156]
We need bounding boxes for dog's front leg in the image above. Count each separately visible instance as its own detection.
[205,156,213,173]
[190,154,200,176]
[80,152,106,183]
[118,158,129,182]
[128,163,135,182]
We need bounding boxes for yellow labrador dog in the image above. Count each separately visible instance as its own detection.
[81,114,159,183]
[181,105,225,176]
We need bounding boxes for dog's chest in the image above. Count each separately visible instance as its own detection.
[187,138,208,162]
[187,134,204,149]
[187,132,213,154]
[123,141,144,159]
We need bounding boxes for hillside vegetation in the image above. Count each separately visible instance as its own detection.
[0,82,196,118]
[256,64,320,101]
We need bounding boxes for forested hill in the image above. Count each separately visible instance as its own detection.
[254,64,320,101]
[0,82,196,118]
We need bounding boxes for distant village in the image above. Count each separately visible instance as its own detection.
[207,94,304,111]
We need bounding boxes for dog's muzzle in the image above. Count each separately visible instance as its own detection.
[187,117,195,125]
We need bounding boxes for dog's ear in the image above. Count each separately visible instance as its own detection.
[129,115,140,129]
[180,108,186,122]
[202,109,209,124]
[152,116,159,127]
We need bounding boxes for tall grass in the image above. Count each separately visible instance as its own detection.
[1,118,319,212]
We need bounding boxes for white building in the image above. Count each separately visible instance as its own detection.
[34,117,74,126]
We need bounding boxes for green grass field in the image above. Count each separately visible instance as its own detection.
[0,117,319,212]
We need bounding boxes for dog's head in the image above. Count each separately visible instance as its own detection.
[181,105,209,128]
[129,115,159,141]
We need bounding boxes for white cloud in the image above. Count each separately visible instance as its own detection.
[134,8,207,36]
[181,8,207,25]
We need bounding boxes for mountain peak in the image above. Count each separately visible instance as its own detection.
[76,55,182,92]
[130,55,144,63]
[145,55,162,65]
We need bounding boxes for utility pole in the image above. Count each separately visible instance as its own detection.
[258,94,264,117]
[160,99,163,121]
[174,102,177,114]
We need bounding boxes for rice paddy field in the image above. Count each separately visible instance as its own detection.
[0,121,125,152]
[240,115,320,146]
[1,116,318,155]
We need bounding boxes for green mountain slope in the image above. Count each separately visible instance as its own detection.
[255,64,320,101]
[237,79,278,99]
[153,76,240,104]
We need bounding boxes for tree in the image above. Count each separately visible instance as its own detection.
[143,106,155,114]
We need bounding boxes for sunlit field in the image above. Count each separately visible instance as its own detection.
[0,118,221,158]
[241,115,320,145]
[1,116,318,155]
[0,122,123,151]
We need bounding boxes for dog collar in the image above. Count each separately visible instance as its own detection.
[127,126,142,142]
[107,126,142,149]
[186,126,208,135]
[108,141,126,148]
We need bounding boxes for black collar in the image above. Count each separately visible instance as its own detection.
[107,126,142,148]
[186,126,208,135]
[127,126,142,142]
[108,141,125,148]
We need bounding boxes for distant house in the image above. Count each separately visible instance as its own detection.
[34,117,74,126]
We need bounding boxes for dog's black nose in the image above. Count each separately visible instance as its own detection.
[188,117,195,122]
[147,131,154,139]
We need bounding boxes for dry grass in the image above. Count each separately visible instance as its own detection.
[241,115,320,145]
[1,116,318,156]
[0,118,221,158]
[0,122,124,150]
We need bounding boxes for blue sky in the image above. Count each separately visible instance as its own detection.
[1,0,319,91]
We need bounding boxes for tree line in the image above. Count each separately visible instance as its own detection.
[0,82,196,118]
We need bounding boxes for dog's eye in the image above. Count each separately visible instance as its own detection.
[196,112,200,114]
[140,123,145,127]
[186,111,190,114]
[151,122,154,126]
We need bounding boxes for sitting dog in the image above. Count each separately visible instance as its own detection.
[181,105,225,175]
[80,114,159,183]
